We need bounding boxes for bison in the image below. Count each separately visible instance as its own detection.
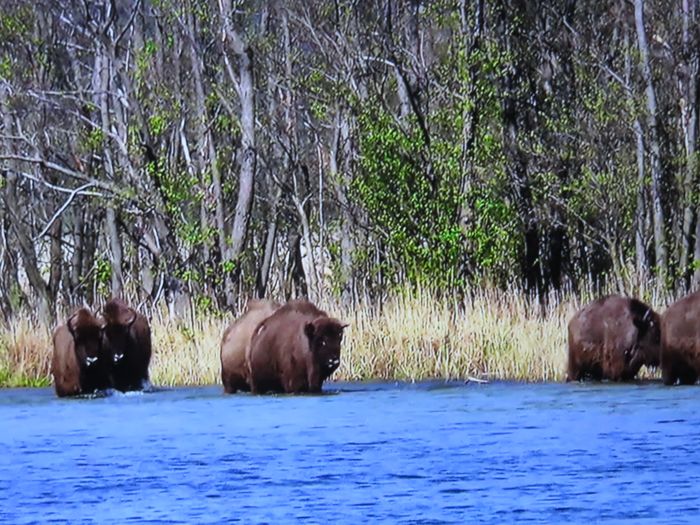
[247,300,348,394]
[220,299,280,393]
[661,289,700,385]
[51,308,111,397]
[567,295,660,382]
[101,298,152,392]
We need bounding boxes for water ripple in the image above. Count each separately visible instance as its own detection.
[2,382,700,523]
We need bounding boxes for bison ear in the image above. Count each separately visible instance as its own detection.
[634,308,653,332]
[115,307,137,327]
[67,312,79,338]
[126,308,137,327]
[304,322,316,339]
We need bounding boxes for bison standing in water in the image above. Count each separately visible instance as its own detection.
[101,298,152,392]
[661,289,700,385]
[51,308,111,397]
[247,300,348,394]
[220,299,279,393]
[567,295,660,382]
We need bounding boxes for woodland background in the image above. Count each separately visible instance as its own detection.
[1,0,699,323]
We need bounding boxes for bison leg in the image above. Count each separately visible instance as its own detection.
[678,368,698,385]
[662,365,677,386]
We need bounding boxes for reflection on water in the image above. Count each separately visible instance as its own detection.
[1,381,700,523]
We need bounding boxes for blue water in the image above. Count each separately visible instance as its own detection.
[1,381,700,524]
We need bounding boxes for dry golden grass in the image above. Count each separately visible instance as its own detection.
[331,288,573,383]
[0,318,53,387]
[0,288,585,388]
[149,313,228,387]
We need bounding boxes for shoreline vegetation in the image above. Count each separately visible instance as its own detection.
[0,287,665,389]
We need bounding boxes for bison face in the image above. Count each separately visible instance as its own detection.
[67,309,104,368]
[304,317,349,376]
[633,308,661,368]
[101,300,137,364]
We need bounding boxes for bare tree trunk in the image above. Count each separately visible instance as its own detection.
[633,118,649,281]
[82,213,97,306]
[219,1,256,306]
[635,0,668,281]
[694,217,700,288]
[458,0,484,226]
[69,208,85,303]
[48,218,62,307]
[679,0,699,287]
[330,107,357,304]
[105,207,124,298]
[256,206,279,298]
[4,175,51,320]
[622,20,650,283]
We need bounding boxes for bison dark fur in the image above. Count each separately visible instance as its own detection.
[567,295,660,382]
[661,289,700,385]
[220,299,280,393]
[51,308,111,397]
[247,300,347,394]
[101,298,152,392]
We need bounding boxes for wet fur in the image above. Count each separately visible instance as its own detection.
[220,299,280,393]
[51,308,109,397]
[661,289,700,385]
[567,295,660,382]
[102,298,152,392]
[247,300,346,394]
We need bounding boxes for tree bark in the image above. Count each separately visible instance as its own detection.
[634,0,668,281]
[219,1,256,305]
[105,207,124,298]
[679,0,699,287]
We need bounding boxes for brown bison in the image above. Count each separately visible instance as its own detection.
[247,300,348,394]
[101,298,152,392]
[51,308,111,397]
[567,295,660,382]
[220,299,280,393]
[661,289,700,385]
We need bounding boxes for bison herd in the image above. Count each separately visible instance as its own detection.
[51,298,152,397]
[49,288,700,398]
[51,297,347,397]
[567,289,700,385]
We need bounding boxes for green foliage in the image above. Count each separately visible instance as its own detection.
[148,112,168,137]
[0,8,32,43]
[0,55,11,80]
[83,128,104,151]
[354,105,465,287]
[93,257,111,297]
[465,186,519,279]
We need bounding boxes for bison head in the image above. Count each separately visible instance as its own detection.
[101,299,137,364]
[67,308,104,368]
[632,307,661,369]
[304,317,348,377]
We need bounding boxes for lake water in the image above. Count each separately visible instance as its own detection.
[1,381,699,524]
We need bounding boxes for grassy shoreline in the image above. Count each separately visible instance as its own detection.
[0,288,660,389]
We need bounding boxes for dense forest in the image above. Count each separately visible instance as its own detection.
[1,0,699,322]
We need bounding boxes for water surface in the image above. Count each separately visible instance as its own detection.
[1,381,699,524]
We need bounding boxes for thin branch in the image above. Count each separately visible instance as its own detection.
[9,170,104,197]
[33,183,96,241]
[115,0,142,48]
[0,154,118,193]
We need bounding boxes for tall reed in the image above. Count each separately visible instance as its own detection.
[0,287,660,388]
